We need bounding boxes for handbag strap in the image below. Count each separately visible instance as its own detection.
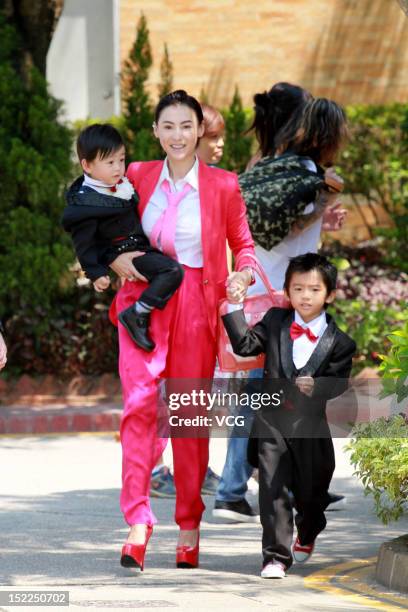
[235,252,278,301]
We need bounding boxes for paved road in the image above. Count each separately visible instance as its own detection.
[0,434,407,611]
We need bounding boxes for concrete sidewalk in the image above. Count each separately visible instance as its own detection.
[0,435,407,612]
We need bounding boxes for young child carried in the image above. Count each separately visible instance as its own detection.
[62,124,184,352]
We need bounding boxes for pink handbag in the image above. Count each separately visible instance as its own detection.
[217,256,290,372]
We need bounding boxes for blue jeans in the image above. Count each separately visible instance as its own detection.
[216,369,263,502]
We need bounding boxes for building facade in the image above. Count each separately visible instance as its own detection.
[47,0,408,120]
[47,0,120,120]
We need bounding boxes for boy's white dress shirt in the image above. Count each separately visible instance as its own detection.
[292,311,327,370]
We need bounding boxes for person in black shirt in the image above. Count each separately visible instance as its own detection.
[62,124,184,352]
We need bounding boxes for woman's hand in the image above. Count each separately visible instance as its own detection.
[226,270,252,304]
[0,333,7,370]
[291,190,340,236]
[109,252,147,282]
[322,203,347,231]
[315,189,340,211]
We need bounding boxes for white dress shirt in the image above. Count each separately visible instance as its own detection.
[248,158,322,293]
[292,310,327,370]
[141,157,203,267]
[82,175,134,200]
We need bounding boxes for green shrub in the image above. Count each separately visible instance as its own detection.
[340,103,408,267]
[324,242,407,373]
[158,43,174,99]
[346,321,408,524]
[329,299,406,374]
[0,16,74,320]
[6,285,118,377]
[375,221,408,273]
[378,320,408,404]
[121,13,161,162]
[220,87,253,173]
[346,415,408,524]
[341,103,408,220]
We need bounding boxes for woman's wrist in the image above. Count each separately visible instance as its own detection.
[240,267,254,286]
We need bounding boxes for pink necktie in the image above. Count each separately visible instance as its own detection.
[150,179,192,258]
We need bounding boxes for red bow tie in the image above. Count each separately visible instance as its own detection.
[290,321,318,343]
[109,178,123,192]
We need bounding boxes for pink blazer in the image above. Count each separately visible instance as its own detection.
[112,159,255,339]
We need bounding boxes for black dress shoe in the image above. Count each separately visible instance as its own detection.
[326,492,346,510]
[288,490,346,510]
[212,499,260,523]
[118,306,155,352]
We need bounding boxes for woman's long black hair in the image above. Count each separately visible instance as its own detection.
[248,82,311,157]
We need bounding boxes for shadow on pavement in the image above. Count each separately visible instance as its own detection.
[1,476,407,593]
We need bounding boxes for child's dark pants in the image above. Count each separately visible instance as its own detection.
[258,433,335,569]
[132,251,184,309]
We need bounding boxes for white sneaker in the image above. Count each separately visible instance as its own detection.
[292,536,315,563]
[261,560,286,579]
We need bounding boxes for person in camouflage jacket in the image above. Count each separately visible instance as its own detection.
[238,152,327,251]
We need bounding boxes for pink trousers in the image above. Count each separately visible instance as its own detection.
[116,267,217,529]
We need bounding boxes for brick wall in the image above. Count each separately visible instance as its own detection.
[120,0,408,107]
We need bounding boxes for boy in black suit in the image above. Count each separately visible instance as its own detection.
[62,124,184,352]
[222,253,356,578]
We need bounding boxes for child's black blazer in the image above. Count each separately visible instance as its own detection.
[62,177,150,281]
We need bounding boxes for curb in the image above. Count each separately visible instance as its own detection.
[0,404,121,434]
[376,536,408,594]
[305,557,408,610]
[0,375,123,434]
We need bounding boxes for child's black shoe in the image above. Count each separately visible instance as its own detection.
[118,306,155,352]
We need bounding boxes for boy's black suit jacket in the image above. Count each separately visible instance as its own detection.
[62,176,151,281]
[222,307,356,465]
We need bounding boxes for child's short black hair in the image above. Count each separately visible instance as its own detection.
[284,252,337,296]
[77,123,124,162]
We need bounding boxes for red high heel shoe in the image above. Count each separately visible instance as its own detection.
[120,525,153,571]
[176,532,200,568]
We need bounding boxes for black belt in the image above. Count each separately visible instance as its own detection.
[112,234,145,254]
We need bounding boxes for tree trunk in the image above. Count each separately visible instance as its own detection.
[2,0,64,75]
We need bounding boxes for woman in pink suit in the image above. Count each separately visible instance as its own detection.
[109,90,255,570]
